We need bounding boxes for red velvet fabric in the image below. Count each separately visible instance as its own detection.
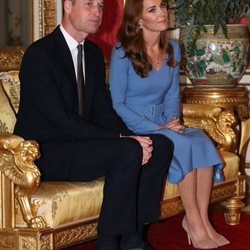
[88,0,124,60]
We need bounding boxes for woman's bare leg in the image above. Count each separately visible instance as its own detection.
[197,167,230,246]
[178,170,217,249]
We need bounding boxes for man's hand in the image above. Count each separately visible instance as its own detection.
[121,135,153,165]
[157,117,185,133]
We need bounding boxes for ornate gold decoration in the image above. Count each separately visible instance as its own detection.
[40,233,52,250]
[222,197,245,225]
[221,175,246,225]
[182,87,250,120]
[216,111,236,151]
[0,48,24,72]
[0,234,15,248]
[0,133,46,229]
[211,182,237,201]
[20,236,37,249]
[160,197,184,218]
[55,222,98,248]
[182,104,236,151]
[43,0,57,36]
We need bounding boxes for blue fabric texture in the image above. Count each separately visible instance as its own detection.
[109,40,223,184]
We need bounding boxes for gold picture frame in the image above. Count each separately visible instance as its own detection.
[37,0,57,39]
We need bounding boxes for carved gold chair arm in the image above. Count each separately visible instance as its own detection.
[238,107,250,173]
[0,132,46,229]
[182,104,236,152]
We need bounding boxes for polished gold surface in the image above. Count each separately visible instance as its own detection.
[182,87,249,120]
[0,133,46,229]
[15,180,104,228]
[182,104,236,151]
[222,174,246,226]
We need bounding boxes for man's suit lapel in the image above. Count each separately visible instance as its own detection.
[53,27,76,84]
[53,26,79,111]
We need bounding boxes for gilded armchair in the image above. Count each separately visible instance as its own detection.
[0,48,249,249]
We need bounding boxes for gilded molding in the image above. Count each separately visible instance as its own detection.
[0,234,15,249]
[182,87,250,120]
[40,234,52,250]
[185,97,248,106]
[211,182,237,201]
[55,223,98,248]
[20,236,37,249]
[39,0,43,38]
[44,0,57,36]
[236,175,246,196]
[160,198,184,218]
[0,48,24,72]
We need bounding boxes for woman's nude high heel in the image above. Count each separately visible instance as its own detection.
[182,217,218,249]
[212,235,230,247]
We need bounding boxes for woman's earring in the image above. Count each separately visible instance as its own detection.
[139,23,143,29]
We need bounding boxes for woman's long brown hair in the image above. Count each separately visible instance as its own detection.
[117,0,176,77]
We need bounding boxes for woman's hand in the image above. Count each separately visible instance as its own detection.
[157,117,185,133]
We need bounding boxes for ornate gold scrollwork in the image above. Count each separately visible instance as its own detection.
[182,104,236,151]
[40,234,52,250]
[0,133,46,229]
[216,111,236,151]
[20,236,37,249]
[0,48,24,72]
[0,234,15,249]
[55,223,98,248]
[160,198,184,218]
[43,0,57,36]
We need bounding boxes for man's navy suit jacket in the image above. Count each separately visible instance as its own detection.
[14,26,132,179]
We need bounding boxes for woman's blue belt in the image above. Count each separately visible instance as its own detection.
[128,104,164,119]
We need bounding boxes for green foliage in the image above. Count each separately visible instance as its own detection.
[167,0,250,54]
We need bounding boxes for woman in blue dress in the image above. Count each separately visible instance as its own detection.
[109,0,230,248]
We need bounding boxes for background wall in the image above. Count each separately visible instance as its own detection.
[0,0,32,47]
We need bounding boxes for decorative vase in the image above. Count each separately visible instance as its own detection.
[183,24,250,87]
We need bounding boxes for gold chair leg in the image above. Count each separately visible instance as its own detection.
[221,174,246,225]
[222,197,245,225]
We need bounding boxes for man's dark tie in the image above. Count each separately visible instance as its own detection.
[77,44,85,117]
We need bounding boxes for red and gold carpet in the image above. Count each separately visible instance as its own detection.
[66,212,250,250]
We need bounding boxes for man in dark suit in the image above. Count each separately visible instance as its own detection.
[14,0,173,249]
